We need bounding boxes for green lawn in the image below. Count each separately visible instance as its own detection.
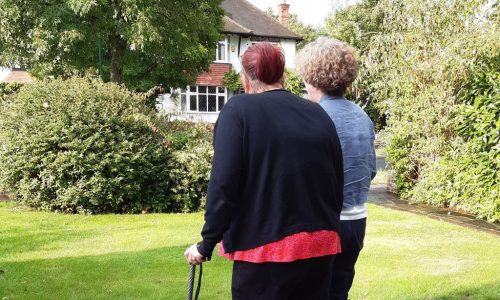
[1,202,499,300]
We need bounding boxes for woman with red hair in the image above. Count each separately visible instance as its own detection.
[185,43,344,299]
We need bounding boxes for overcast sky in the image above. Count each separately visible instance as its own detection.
[247,0,360,28]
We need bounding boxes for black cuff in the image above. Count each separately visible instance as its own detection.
[196,241,216,259]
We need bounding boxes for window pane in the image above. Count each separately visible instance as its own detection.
[208,95,217,112]
[208,86,216,94]
[198,86,207,93]
[181,94,186,111]
[218,86,225,94]
[199,95,208,112]
[180,88,186,93]
[190,95,197,111]
[218,96,225,111]
[189,86,196,93]
[218,42,226,61]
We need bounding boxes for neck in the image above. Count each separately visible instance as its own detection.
[249,82,283,94]
[305,84,326,103]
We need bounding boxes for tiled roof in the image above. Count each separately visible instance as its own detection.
[0,70,33,83]
[224,16,252,35]
[222,0,301,40]
[196,63,232,86]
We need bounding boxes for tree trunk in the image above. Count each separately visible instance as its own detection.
[110,33,127,84]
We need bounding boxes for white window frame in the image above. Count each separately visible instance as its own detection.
[178,86,228,113]
[215,37,229,62]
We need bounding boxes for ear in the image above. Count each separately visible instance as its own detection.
[241,73,252,94]
[305,83,324,103]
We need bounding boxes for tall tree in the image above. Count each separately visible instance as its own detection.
[324,0,382,53]
[322,0,386,130]
[0,0,224,90]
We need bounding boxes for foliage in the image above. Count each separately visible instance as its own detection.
[410,58,500,221]
[354,0,499,220]
[265,9,318,50]
[0,78,215,214]
[458,56,500,152]
[0,77,213,214]
[163,121,214,212]
[0,82,23,103]
[325,0,386,130]
[324,0,382,53]
[222,69,242,92]
[0,0,224,91]
[167,139,213,212]
[288,14,319,50]
[284,68,304,96]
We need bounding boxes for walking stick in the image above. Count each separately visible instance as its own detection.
[187,264,195,300]
[187,264,203,300]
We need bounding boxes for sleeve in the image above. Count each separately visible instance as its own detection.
[196,104,243,258]
[369,122,377,180]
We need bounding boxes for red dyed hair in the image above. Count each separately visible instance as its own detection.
[241,43,285,85]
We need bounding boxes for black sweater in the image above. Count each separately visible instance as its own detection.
[197,90,344,257]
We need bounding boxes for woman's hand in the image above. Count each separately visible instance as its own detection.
[184,244,206,265]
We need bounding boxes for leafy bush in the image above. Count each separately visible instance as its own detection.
[284,69,304,96]
[326,0,387,131]
[0,77,182,213]
[410,58,500,221]
[222,69,243,93]
[330,0,499,220]
[161,120,214,212]
[0,82,23,103]
[166,138,213,212]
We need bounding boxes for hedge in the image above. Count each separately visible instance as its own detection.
[334,0,499,221]
[0,77,213,214]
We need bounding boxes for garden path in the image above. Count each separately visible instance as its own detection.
[369,154,500,236]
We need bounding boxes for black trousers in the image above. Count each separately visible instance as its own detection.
[231,255,335,300]
[330,218,367,300]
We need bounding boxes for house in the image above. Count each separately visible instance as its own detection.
[157,0,301,123]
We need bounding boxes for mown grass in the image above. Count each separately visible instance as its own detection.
[0,201,499,300]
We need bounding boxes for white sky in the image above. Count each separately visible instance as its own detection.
[247,0,361,28]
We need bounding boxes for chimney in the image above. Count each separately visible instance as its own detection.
[278,1,290,28]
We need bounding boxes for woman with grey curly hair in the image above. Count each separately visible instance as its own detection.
[296,37,377,300]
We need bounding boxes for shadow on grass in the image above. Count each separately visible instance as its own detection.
[0,245,232,300]
[428,283,500,300]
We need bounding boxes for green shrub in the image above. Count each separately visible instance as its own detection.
[166,139,213,212]
[410,58,500,221]
[325,0,387,131]
[0,77,177,214]
[334,0,499,220]
[165,121,213,150]
[222,69,243,93]
[284,69,304,96]
[0,82,23,103]
[161,120,214,212]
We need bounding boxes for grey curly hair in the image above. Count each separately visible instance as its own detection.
[296,37,359,96]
